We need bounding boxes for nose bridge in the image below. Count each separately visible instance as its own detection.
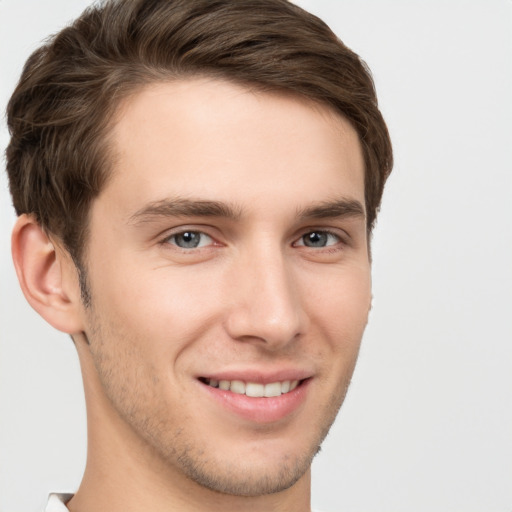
[225,239,304,347]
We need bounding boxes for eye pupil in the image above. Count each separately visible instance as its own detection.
[303,232,328,247]
[175,231,201,248]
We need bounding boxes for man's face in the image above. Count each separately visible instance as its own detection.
[79,78,370,496]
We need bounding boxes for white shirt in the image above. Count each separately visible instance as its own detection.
[44,493,327,511]
[44,494,73,512]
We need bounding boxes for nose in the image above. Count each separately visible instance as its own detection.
[224,244,306,349]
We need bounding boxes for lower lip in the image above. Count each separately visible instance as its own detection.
[200,379,311,424]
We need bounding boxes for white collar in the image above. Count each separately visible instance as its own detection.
[44,493,73,512]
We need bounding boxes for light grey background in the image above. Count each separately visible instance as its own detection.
[1,1,511,511]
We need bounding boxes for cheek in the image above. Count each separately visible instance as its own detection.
[304,264,371,340]
[88,262,223,355]
[299,265,371,387]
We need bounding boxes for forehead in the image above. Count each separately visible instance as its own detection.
[101,78,365,219]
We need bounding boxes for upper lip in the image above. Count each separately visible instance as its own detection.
[197,367,313,384]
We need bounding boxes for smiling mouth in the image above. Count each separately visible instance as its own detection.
[199,377,304,398]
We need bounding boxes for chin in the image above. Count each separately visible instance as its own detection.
[174,446,318,497]
[153,414,334,497]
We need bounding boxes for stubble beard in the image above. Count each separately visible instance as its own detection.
[101,356,349,498]
[173,398,346,498]
[125,384,348,498]
[81,285,353,498]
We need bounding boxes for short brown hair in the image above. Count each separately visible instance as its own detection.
[6,0,392,267]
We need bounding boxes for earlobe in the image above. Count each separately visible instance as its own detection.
[11,214,85,334]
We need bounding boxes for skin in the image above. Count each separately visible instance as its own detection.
[13,78,371,512]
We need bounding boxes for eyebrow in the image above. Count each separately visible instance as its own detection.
[129,198,242,224]
[128,196,365,225]
[297,198,365,221]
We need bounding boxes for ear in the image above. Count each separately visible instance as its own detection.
[11,214,85,334]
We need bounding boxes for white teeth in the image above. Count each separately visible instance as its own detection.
[264,382,282,397]
[246,382,265,397]
[230,380,246,394]
[206,378,300,397]
[219,380,230,390]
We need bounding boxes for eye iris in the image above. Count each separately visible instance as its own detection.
[175,231,201,248]
[304,231,328,247]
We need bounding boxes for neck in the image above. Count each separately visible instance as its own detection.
[69,340,312,512]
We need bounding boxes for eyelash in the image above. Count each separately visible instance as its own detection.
[159,228,347,252]
[293,230,343,250]
[160,230,216,251]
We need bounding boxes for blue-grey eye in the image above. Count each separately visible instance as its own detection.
[170,231,212,249]
[300,231,339,248]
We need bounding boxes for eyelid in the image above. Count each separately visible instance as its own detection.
[292,228,348,248]
[155,224,350,251]
[158,225,220,249]
[170,231,213,248]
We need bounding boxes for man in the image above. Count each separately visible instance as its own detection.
[5,0,392,510]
